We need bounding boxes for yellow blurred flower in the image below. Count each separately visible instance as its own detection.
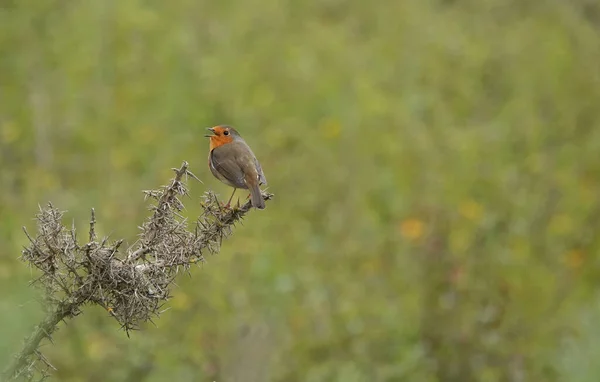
[509,239,530,262]
[320,118,342,140]
[549,214,573,235]
[564,249,584,269]
[459,200,483,221]
[1,120,20,143]
[360,257,381,276]
[290,313,306,331]
[579,179,596,205]
[400,218,425,241]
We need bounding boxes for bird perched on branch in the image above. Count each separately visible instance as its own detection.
[205,125,267,209]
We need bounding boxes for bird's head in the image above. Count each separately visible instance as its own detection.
[205,125,240,150]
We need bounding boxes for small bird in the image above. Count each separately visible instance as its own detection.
[205,125,267,209]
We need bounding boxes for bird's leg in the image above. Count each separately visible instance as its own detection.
[225,188,237,208]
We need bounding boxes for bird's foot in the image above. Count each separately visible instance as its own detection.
[220,200,241,210]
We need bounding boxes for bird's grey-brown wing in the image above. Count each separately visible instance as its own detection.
[235,139,267,185]
[209,144,247,188]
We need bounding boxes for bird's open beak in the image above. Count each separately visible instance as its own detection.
[204,127,216,138]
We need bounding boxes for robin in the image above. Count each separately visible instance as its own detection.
[205,125,267,209]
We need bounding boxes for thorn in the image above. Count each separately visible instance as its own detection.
[185,169,203,183]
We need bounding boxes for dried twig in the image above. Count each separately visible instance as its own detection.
[2,161,273,381]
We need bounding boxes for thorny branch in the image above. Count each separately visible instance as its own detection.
[2,161,273,381]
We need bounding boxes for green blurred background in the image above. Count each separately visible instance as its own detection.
[2,0,600,381]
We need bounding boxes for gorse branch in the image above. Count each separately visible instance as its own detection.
[2,161,273,381]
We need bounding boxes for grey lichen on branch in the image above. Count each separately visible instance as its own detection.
[2,161,272,381]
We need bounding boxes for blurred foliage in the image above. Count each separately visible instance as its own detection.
[1,0,600,381]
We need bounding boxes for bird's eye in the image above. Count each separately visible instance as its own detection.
[223,130,230,136]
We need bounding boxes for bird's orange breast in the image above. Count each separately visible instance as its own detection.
[209,135,234,151]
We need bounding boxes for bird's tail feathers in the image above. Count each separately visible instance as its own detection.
[249,183,265,209]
